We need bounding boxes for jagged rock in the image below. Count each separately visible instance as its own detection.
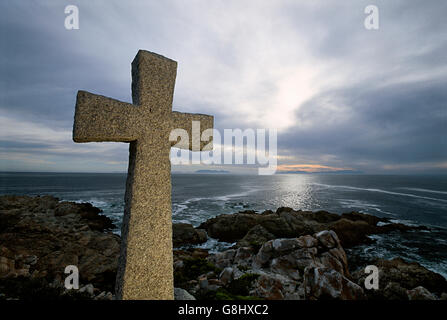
[219,267,234,285]
[254,240,273,267]
[174,287,196,300]
[407,286,436,300]
[0,195,120,297]
[254,238,319,270]
[236,225,275,248]
[2,196,444,301]
[174,248,209,261]
[205,232,362,300]
[199,208,425,247]
[297,235,318,248]
[208,249,236,270]
[319,251,345,276]
[352,257,447,300]
[79,283,94,296]
[275,207,294,214]
[382,282,409,300]
[250,273,287,300]
[95,291,114,300]
[327,247,349,276]
[329,219,373,247]
[198,214,265,242]
[315,230,339,249]
[303,267,365,300]
[233,247,255,268]
[340,211,386,226]
[174,229,445,301]
[172,223,207,247]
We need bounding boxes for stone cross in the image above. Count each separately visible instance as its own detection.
[72,50,213,299]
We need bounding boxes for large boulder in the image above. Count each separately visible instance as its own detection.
[172,223,207,247]
[340,211,385,226]
[407,286,437,300]
[174,287,196,300]
[329,219,374,247]
[205,230,363,300]
[199,208,426,248]
[236,225,276,249]
[352,257,447,299]
[198,209,316,243]
[303,267,365,300]
[250,273,291,300]
[198,212,260,242]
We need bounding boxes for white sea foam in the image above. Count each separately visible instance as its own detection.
[349,234,447,280]
[72,198,109,207]
[172,203,188,215]
[370,207,394,215]
[312,183,447,203]
[173,185,263,217]
[337,198,395,216]
[209,185,263,202]
[196,237,235,253]
[398,187,447,195]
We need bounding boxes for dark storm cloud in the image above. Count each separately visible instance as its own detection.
[279,77,447,171]
[0,2,134,129]
[0,0,445,173]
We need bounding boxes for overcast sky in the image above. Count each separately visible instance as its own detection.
[0,0,446,174]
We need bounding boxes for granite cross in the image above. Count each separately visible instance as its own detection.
[72,50,213,299]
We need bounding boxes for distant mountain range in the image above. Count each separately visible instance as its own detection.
[195,170,230,174]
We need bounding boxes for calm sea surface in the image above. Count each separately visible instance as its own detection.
[1,172,446,277]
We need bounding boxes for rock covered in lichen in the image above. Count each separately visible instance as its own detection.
[0,195,119,299]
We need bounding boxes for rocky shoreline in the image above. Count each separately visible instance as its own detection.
[0,195,446,300]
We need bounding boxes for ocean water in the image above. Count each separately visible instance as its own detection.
[0,172,446,277]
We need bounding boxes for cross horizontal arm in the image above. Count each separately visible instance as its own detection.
[73,91,139,143]
[171,112,213,151]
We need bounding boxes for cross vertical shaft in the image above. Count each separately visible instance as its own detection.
[117,138,173,299]
[116,51,177,300]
